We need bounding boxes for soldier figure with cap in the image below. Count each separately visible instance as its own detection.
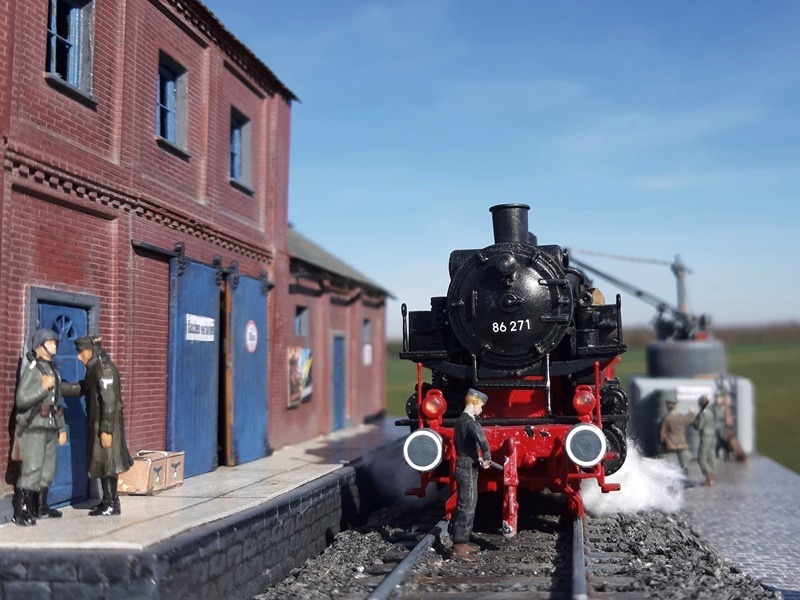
[693,395,718,486]
[450,388,492,560]
[659,395,696,480]
[12,328,69,525]
[67,335,133,516]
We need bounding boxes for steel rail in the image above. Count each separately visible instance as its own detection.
[366,519,447,600]
[572,515,588,600]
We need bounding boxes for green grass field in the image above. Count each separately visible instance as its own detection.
[386,343,800,474]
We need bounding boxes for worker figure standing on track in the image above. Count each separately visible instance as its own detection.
[451,388,491,561]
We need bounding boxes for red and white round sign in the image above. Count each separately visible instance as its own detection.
[245,320,258,353]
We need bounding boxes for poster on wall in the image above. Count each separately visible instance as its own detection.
[362,343,373,366]
[288,347,313,407]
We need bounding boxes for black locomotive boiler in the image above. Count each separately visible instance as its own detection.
[398,203,628,536]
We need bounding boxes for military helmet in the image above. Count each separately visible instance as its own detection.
[74,335,102,351]
[32,328,58,349]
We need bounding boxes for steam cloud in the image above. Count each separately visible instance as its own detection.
[582,440,686,515]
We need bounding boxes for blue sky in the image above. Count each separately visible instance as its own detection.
[203,1,800,338]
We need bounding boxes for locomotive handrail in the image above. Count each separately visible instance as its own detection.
[395,416,586,427]
[406,355,622,381]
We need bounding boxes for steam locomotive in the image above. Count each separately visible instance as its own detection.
[397,203,628,537]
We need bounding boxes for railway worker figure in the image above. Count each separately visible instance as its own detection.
[693,395,718,486]
[659,397,696,481]
[12,328,70,525]
[63,336,133,516]
[451,388,492,560]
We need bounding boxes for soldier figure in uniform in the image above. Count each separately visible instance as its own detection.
[67,336,133,516]
[693,395,718,486]
[451,388,491,560]
[659,397,696,479]
[13,328,69,526]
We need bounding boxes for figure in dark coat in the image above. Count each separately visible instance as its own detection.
[64,336,133,516]
[450,388,491,560]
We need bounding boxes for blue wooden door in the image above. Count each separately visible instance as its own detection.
[168,259,220,477]
[224,275,269,465]
[332,335,346,431]
[37,303,89,505]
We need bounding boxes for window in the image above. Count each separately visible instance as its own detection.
[230,108,252,188]
[361,319,373,365]
[362,319,372,343]
[295,306,310,337]
[45,0,94,92]
[156,53,187,149]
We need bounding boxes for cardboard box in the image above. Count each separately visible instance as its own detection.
[162,450,185,489]
[118,451,168,495]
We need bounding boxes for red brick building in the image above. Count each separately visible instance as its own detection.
[0,0,387,504]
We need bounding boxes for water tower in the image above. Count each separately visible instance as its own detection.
[568,252,754,458]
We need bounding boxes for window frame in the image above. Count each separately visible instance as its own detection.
[295,306,310,337]
[229,107,252,191]
[45,0,94,95]
[156,52,188,154]
[362,319,372,344]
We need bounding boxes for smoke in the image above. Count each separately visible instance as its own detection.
[582,440,685,515]
[360,440,448,507]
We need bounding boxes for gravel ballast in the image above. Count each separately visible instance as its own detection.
[253,506,781,599]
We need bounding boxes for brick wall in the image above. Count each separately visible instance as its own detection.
[1,0,387,488]
[0,0,292,479]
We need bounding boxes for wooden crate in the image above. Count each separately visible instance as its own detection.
[118,451,168,495]
[162,450,186,489]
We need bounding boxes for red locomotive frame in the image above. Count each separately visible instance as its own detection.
[397,203,628,537]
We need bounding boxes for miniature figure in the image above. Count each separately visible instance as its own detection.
[715,393,746,462]
[659,397,696,479]
[693,395,717,486]
[12,328,69,525]
[450,388,491,560]
[66,336,133,516]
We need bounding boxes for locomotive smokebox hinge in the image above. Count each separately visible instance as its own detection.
[174,242,187,277]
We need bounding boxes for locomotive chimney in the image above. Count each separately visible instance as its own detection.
[489,204,530,244]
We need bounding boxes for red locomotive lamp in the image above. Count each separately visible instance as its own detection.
[397,204,628,537]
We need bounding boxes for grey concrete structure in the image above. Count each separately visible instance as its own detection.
[684,456,800,599]
[629,375,755,457]
[0,421,405,599]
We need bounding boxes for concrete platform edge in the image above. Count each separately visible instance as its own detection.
[0,455,393,600]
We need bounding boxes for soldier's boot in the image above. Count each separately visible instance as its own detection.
[12,488,37,526]
[89,478,112,516]
[109,476,121,515]
[35,487,63,519]
[90,478,121,517]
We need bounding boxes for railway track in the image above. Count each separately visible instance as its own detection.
[366,510,587,599]
[364,510,652,599]
[257,502,781,599]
